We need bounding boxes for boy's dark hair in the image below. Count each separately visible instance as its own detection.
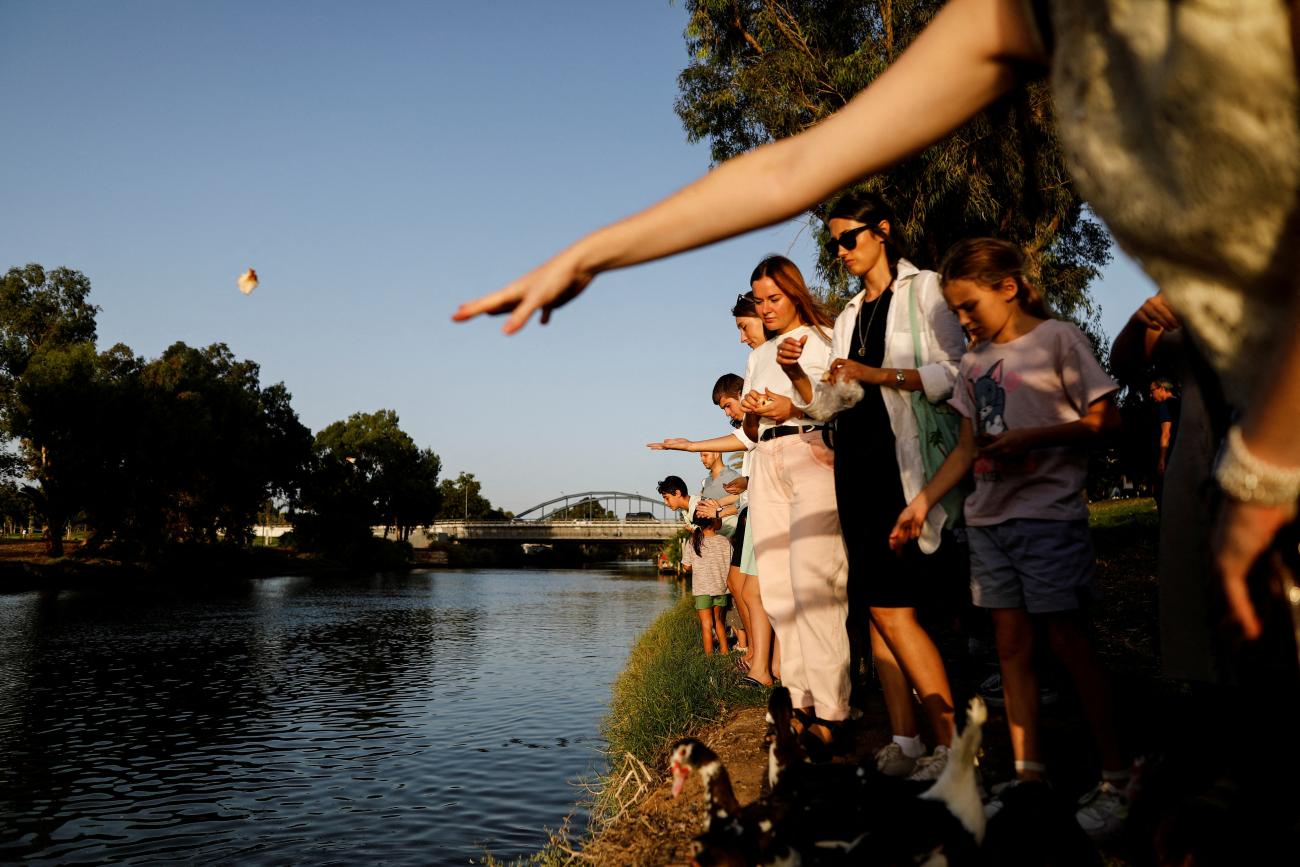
[711,373,744,405]
[657,475,688,497]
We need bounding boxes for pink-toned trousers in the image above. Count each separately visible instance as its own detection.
[750,430,850,721]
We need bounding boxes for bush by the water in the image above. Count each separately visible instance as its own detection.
[603,593,765,770]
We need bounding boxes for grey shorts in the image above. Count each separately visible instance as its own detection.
[967,518,1097,614]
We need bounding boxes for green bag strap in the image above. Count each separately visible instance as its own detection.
[904,272,923,370]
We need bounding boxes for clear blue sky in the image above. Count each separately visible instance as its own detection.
[0,1,1155,514]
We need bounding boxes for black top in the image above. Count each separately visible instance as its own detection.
[836,288,893,440]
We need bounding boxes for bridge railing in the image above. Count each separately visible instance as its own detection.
[407,519,685,545]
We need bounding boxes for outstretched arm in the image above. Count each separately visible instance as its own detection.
[647,434,747,453]
[454,0,1043,333]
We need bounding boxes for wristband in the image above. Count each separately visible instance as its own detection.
[1215,425,1300,514]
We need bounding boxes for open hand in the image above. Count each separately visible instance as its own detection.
[696,498,721,519]
[647,438,692,451]
[453,248,594,334]
[724,476,748,495]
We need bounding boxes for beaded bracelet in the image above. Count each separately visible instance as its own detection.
[1215,425,1300,514]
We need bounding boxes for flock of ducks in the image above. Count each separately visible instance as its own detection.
[668,689,1099,866]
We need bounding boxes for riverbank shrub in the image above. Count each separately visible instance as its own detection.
[603,593,766,770]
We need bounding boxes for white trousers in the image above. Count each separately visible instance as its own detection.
[750,431,850,720]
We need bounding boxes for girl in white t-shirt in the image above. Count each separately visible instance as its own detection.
[889,238,1130,837]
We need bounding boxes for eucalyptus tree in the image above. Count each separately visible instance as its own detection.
[673,0,1109,320]
[133,342,313,548]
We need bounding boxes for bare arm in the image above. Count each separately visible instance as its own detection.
[890,417,978,551]
[1110,295,1181,385]
[647,434,747,453]
[454,0,1043,332]
[977,396,1120,459]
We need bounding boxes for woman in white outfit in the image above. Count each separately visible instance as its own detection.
[651,256,847,752]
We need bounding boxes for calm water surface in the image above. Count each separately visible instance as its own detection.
[0,567,676,864]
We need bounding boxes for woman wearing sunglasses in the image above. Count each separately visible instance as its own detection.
[778,191,965,780]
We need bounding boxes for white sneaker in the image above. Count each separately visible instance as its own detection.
[874,742,917,777]
[907,744,950,781]
[983,778,1022,820]
[1075,780,1129,841]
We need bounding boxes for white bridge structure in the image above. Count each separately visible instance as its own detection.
[407,491,683,546]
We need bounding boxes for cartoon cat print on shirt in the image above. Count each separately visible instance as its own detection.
[972,360,1007,438]
[965,359,1036,479]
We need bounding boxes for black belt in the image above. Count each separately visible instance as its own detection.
[759,424,820,442]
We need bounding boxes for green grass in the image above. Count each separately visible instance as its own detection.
[1088,497,1159,531]
[604,594,766,767]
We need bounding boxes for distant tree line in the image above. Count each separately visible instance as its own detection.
[0,264,507,560]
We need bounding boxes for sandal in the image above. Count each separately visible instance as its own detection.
[738,675,768,689]
[792,712,850,763]
[735,658,751,674]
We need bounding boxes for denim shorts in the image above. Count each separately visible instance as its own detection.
[967,518,1097,613]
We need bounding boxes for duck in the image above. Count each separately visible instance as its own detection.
[771,692,989,865]
[673,695,992,866]
[669,738,795,866]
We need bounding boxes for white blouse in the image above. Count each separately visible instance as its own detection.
[792,259,965,553]
[741,323,835,436]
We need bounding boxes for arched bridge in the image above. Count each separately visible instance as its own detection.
[416,491,684,545]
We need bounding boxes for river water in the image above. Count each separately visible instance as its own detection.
[0,567,676,865]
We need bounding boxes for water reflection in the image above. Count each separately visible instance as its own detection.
[0,567,673,864]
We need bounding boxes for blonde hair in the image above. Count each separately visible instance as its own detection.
[939,238,1050,319]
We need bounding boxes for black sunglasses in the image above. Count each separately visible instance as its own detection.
[823,225,874,256]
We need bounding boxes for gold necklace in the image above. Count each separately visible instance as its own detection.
[856,290,886,357]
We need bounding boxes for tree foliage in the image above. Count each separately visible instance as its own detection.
[436,471,510,521]
[295,409,443,547]
[0,264,314,556]
[673,0,1110,323]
